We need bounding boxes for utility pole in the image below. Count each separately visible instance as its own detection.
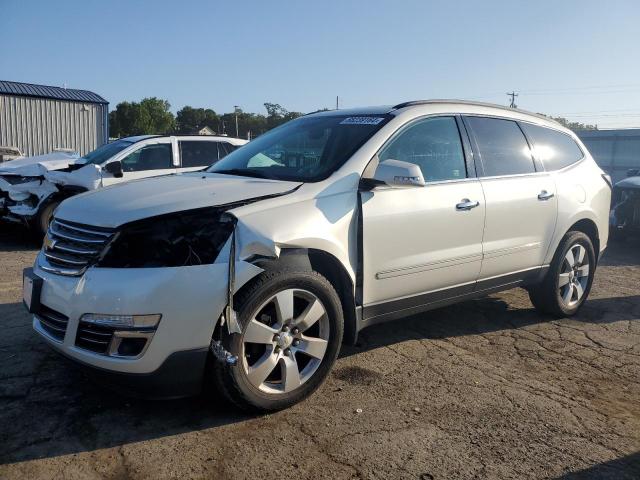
[506,91,518,108]
[336,96,339,110]
[234,105,240,138]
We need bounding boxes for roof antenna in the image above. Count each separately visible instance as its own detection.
[506,91,518,108]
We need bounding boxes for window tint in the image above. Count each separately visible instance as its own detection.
[378,116,466,181]
[180,141,220,167]
[219,142,236,159]
[120,144,173,172]
[521,123,583,171]
[466,117,535,176]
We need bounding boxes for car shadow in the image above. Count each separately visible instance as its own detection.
[0,222,40,252]
[340,293,640,358]
[2,290,638,465]
[554,451,640,479]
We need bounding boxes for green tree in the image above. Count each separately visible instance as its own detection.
[176,106,220,134]
[109,98,175,137]
[536,113,598,132]
[550,116,598,132]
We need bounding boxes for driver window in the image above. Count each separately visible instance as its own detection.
[379,117,467,182]
[120,144,173,172]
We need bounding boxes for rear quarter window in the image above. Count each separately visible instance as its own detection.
[521,123,584,171]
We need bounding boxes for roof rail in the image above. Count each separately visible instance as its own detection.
[391,99,558,124]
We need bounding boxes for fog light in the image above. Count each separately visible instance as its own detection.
[80,313,161,329]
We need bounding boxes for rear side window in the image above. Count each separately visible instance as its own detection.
[180,141,220,167]
[379,116,467,182]
[521,123,583,171]
[466,117,535,176]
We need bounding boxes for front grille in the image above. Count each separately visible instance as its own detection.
[75,321,114,354]
[40,218,115,276]
[36,305,69,341]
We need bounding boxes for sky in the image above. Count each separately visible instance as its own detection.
[2,0,640,128]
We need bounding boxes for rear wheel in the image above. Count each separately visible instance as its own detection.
[211,269,343,412]
[529,231,596,318]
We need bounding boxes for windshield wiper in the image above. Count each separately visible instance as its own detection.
[211,168,273,179]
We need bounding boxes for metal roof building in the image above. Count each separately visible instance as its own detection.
[0,80,108,157]
[577,129,640,183]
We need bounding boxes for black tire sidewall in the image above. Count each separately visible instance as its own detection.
[223,270,343,411]
[37,201,58,235]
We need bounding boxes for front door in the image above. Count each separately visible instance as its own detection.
[102,140,177,186]
[361,116,486,319]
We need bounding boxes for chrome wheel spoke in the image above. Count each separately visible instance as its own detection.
[273,289,295,324]
[577,264,589,278]
[562,284,574,304]
[565,249,576,267]
[293,298,325,332]
[558,272,571,287]
[576,245,586,264]
[297,336,328,359]
[574,281,584,299]
[248,350,279,386]
[281,355,301,392]
[244,319,278,344]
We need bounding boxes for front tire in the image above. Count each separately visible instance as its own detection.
[211,269,344,412]
[34,201,59,237]
[529,231,596,318]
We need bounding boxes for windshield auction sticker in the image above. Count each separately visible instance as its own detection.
[340,117,385,125]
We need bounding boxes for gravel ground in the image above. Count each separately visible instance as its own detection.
[0,223,638,479]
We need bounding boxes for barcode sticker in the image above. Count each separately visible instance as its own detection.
[340,117,385,125]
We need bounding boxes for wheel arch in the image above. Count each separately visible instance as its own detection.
[569,218,600,258]
[238,248,359,346]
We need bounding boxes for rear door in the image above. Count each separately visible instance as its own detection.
[464,116,558,283]
[361,116,486,318]
[178,139,226,172]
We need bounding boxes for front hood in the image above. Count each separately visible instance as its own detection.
[0,151,81,177]
[55,172,301,228]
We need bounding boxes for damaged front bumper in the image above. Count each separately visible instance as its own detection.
[30,242,262,395]
[0,176,57,222]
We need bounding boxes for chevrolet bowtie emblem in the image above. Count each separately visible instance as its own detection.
[43,235,57,250]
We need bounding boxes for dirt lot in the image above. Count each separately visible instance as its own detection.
[0,223,638,480]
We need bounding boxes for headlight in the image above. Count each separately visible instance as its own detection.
[97,208,235,268]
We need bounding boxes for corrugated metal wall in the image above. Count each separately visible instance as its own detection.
[0,94,108,156]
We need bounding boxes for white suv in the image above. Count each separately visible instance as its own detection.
[25,100,611,411]
[0,135,246,233]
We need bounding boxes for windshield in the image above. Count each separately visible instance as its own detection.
[80,139,135,165]
[206,114,391,182]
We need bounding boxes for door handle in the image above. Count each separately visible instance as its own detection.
[538,190,555,201]
[456,199,480,211]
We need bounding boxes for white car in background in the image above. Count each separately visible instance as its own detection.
[25,100,611,411]
[0,135,247,233]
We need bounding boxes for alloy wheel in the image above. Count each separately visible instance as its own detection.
[558,243,590,308]
[240,289,329,394]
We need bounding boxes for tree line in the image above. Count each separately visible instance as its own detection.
[108,98,304,139]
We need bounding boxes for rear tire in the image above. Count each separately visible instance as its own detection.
[211,268,343,412]
[528,231,596,318]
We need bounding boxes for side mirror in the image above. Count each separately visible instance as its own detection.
[104,160,123,178]
[369,159,425,188]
